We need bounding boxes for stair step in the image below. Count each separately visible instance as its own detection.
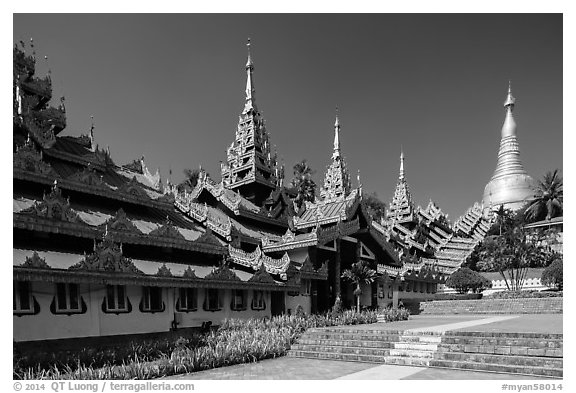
[307,327,401,334]
[394,343,439,351]
[297,338,393,348]
[290,344,390,357]
[441,337,563,349]
[385,356,430,367]
[288,350,387,363]
[435,352,563,368]
[389,349,435,358]
[398,335,442,343]
[301,333,400,341]
[437,344,563,357]
[429,359,563,378]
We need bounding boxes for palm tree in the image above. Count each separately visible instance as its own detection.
[341,261,377,312]
[493,205,513,236]
[178,168,204,192]
[525,170,563,222]
[291,159,316,209]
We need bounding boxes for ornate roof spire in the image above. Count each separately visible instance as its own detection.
[220,39,279,203]
[504,80,515,108]
[244,38,256,113]
[399,147,405,180]
[333,107,341,159]
[320,111,352,201]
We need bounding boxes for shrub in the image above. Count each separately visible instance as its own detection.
[445,267,492,294]
[15,309,393,380]
[541,258,563,290]
[486,290,563,299]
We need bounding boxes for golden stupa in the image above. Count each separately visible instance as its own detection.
[483,83,535,211]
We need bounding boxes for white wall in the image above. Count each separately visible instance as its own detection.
[285,293,311,315]
[13,282,272,342]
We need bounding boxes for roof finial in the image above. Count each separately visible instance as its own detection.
[89,115,95,151]
[30,38,36,60]
[357,169,362,196]
[399,147,405,180]
[333,106,341,158]
[246,37,253,69]
[504,80,515,108]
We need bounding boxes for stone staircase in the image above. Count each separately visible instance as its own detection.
[430,331,563,378]
[385,331,442,367]
[288,327,563,378]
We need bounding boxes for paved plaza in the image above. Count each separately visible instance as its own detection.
[164,314,562,380]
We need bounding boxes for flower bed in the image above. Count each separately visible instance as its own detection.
[14,309,407,380]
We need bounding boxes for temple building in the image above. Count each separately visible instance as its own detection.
[375,151,494,281]
[483,83,535,211]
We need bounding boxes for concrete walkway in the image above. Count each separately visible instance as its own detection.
[164,314,562,380]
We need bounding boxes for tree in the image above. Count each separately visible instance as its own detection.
[491,205,514,236]
[178,168,202,192]
[291,159,317,209]
[525,169,563,222]
[363,192,387,223]
[477,227,549,290]
[445,267,492,294]
[541,257,563,290]
[341,261,377,312]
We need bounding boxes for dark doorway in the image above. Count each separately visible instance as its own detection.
[270,291,285,316]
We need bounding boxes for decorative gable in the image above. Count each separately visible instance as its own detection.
[69,233,143,274]
[24,181,81,223]
[149,217,185,240]
[67,165,106,187]
[156,264,173,277]
[248,263,276,284]
[20,251,51,269]
[103,209,142,234]
[13,138,56,176]
[119,176,148,199]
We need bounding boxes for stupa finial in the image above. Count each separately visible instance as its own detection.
[504,80,516,108]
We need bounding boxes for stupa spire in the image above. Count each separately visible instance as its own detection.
[483,82,534,211]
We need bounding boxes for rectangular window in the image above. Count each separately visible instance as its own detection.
[301,279,311,296]
[13,281,33,313]
[55,283,81,312]
[231,289,246,311]
[105,285,129,312]
[205,288,221,311]
[142,286,163,312]
[177,288,197,312]
[251,290,265,310]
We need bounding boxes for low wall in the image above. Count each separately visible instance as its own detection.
[414,297,563,315]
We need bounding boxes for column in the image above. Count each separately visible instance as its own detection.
[334,238,341,305]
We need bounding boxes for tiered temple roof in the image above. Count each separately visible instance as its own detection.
[220,39,282,205]
[13,42,299,293]
[386,150,415,223]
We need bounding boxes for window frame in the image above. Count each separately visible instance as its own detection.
[204,288,222,311]
[55,283,81,313]
[103,285,129,313]
[231,289,247,311]
[251,290,266,310]
[176,287,198,312]
[13,281,34,314]
[141,286,164,313]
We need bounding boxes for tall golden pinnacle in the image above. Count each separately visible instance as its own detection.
[483,83,535,211]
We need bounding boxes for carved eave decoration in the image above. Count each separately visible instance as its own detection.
[66,165,107,188]
[103,208,142,234]
[195,228,223,247]
[20,251,51,269]
[299,258,315,275]
[316,261,328,279]
[156,264,173,277]
[13,140,56,176]
[119,176,149,200]
[284,263,300,286]
[183,266,198,279]
[23,182,82,223]
[69,236,144,274]
[262,252,291,277]
[248,264,276,284]
[205,264,242,281]
[149,217,186,240]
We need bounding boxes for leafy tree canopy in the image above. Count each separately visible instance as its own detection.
[363,192,387,223]
[541,257,563,290]
[291,159,317,209]
[445,267,492,294]
[525,169,563,222]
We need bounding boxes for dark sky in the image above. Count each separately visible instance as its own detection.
[13,14,562,220]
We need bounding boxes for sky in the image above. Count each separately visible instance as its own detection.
[13,14,562,220]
